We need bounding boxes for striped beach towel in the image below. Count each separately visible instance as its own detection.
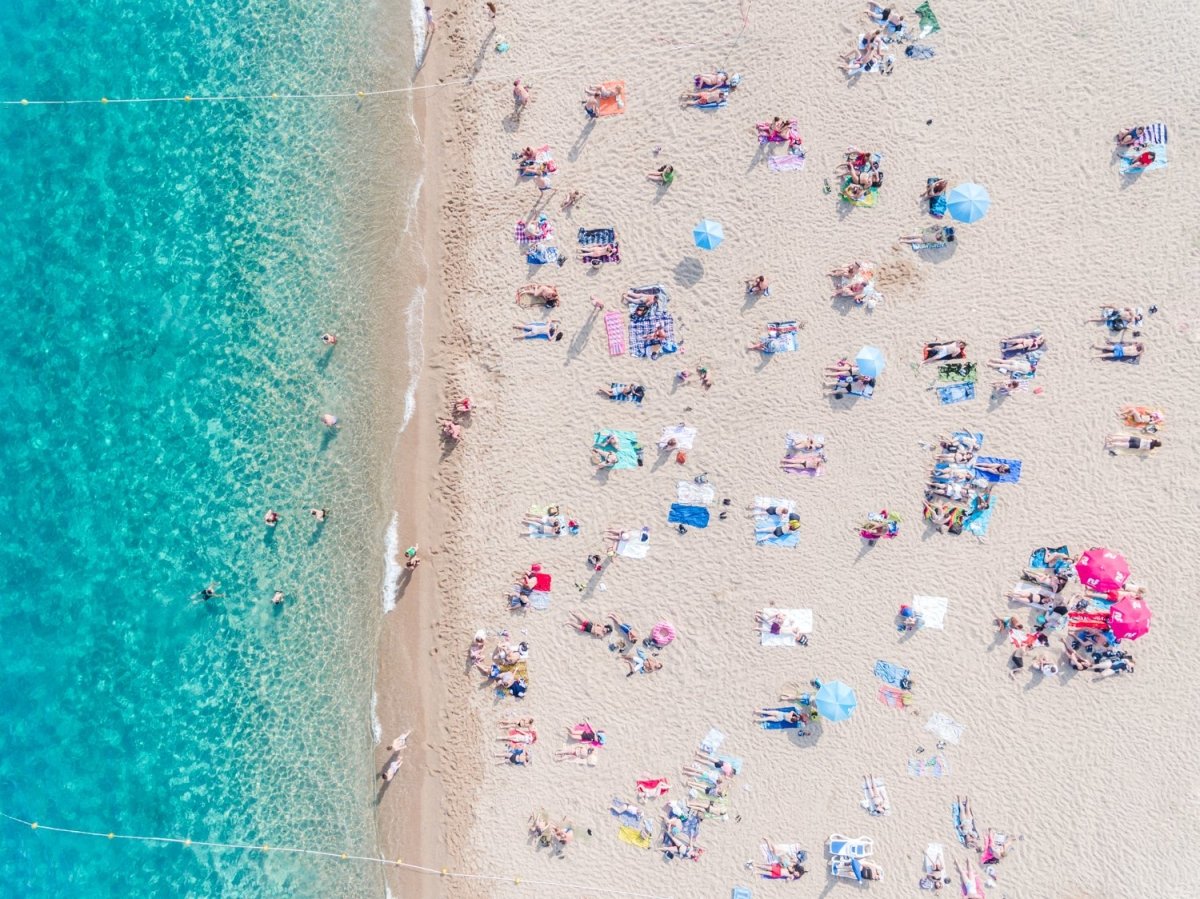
[578,227,616,245]
[514,219,553,244]
[1141,122,1168,145]
[605,311,626,355]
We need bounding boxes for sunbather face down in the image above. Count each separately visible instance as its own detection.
[781,455,823,473]
[565,611,612,637]
[580,243,617,259]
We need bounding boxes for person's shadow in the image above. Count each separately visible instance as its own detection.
[569,118,596,161]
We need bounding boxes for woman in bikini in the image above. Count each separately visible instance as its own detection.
[921,339,967,362]
[781,454,824,474]
[1000,332,1045,352]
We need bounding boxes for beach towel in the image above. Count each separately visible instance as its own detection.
[677,480,714,504]
[909,239,946,251]
[756,121,800,145]
[786,432,825,451]
[767,149,806,172]
[912,595,948,629]
[876,685,912,709]
[582,245,621,265]
[588,81,626,117]
[1120,144,1168,173]
[840,176,879,207]
[937,362,976,383]
[924,844,945,877]
[526,244,559,265]
[973,456,1022,483]
[925,712,965,745]
[861,777,891,816]
[578,227,616,245]
[758,608,812,646]
[629,309,677,358]
[610,799,643,827]
[760,843,808,876]
[636,778,669,798]
[874,659,910,687]
[529,590,551,610]
[907,44,936,59]
[908,754,949,778]
[1140,122,1168,144]
[731,888,752,899]
[927,178,947,216]
[699,728,725,754]
[513,218,553,244]
[618,825,651,848]
[659,424,697,449]
[594,429,639,470]
[604,311,626,356]
[781,453,825,477]
[607,383,643,404]
[616,533,650,559]
[963,502,993,537]
[753,496,800,547]
[760,321,799,354]
[951,430,984,448]
[1029,545,1071,573]
[915,1,940,35]
[668,504,710,529]
[759,706,805,730]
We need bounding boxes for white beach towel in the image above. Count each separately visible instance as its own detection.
[860,776,891,816]
[924,843,945,874]
[761,842,805,863]
[924,712,966,745]
[785,432,825,450]
[758,608,812,646]
[699,728,725,754]
[658,424,697,450]
[529,590,551,610]
[527,513,568,539]
[676,481,715,505]
[616,537,650,559]
[912,595,948,630]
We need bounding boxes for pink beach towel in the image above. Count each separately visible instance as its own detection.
[605,311,626,355]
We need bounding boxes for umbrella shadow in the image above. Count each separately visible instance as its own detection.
[673,257,705,288]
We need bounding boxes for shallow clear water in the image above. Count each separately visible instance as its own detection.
[0,1,413,895]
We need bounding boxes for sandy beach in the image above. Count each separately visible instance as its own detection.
[377,1,1199,896]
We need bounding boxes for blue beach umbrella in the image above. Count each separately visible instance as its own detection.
[947,182,991,223]
[815,680,857,722]
[855,346,886,379]
[693,219,725,250]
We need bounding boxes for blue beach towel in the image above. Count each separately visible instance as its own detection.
[952,430,984,448]
[1120,143,1168,173]
[963,502,993,536]
[526,245,559,265]
[1029,545,1071,573]
[973,456,1022,483]
[594,430,639,470]
[937,382,976,405]
[874,659,910,687]
[759,707,805,730]
[668,504,710,528]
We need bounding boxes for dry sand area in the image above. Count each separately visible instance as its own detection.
[393,0,1200,896]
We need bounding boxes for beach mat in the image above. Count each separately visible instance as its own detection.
[758,608,812,646]
[668,504,710,529]
[767,150,806,172]
[629,310,677,358]
[936,362,976,384]
[963,502,993,536]
[616,532,650,558]
[916,1,940,35]
[911,595,948,629]
[759,706,804,729]
[925,712,965,745]
[1120,144,1168,173]
[873,659,909,687]
[974,456,1022,483]
[937,382,976,405]
[618,825,651,849]
[760,321,799,354]
[578,227,616,245]
[605,311,626,356]
[590,81,626,117]
[876,685,911,710]
[660,424,697,449]
[677,481,714,504]
[594,430,639,470]
[526,245,558,265]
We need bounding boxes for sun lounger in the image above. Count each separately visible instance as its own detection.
[911,595,948,629]
[604,311,626,355]
[587,80,626,117]
[628,310,677,358]
[861,777,891,816]
[676,480,714,504]
[973,456,1021,483]
[926,712,966,745]
[758,608,812,646]
[828,834,873,859]
[873,659,910,687]
[668,504,709,529]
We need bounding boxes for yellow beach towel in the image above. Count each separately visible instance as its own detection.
[618,826,651,849]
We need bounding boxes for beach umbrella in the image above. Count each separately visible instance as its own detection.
[815,680,857,722]
[855,346,886,378]
[1075,547,1130,592]
[693,219,724,250]
[947,182,991,223]
[1109,596,1151,641]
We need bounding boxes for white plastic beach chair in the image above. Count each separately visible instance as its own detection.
[827,834,873,859]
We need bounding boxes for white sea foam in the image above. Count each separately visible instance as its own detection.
[410,0,427,68]
[371,689,382,744]
[400,285,425,435]
[382,510,402,612]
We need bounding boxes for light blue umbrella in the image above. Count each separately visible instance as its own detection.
[947,182,991,223]
[693,219,725,250]
[815,680,857,722]
[855,346,886,379]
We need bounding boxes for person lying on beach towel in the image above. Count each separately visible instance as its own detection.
[756,839,808,879]
[598,383,645,402]
[922,340,967,363]
[1000,331,1045,353]
[753,706,808,726]
[755,117,799,144]
[1087,305,1143,330]
[695,70,741,89]
[1093,340,1143,361]
[1119,405,1165,431]
[681,89,727,107]
[582,81,625,117]
[902,226,955,248]
[780,454,825,475]
[867,2,907,32]
[621,649,662,676]
[754,610,808,643]
[512,320,563,340]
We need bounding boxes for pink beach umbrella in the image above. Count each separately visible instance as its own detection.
[1074,547,1130,592]
[1109,596,1152,641]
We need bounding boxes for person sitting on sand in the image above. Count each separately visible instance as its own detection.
[454,396,474,414]
[1061,638,1092,671]
[923,177,948,199]
[579,243,618,261]
[439,419,462,442]
[1093,340,1144,361]
[842,182,870,201]
[516,283,560,307]
[513,320,562,340]
[565,611,612,638]
[512,78,531,116]
[867,2,906,30]
[559,190,583,211]
[923,500,960,531]
[646,164,675,185]
[1000,332,1045,352]
[746,274,770,296]
[1104,433,1161,453]
[781,454,825,474]
[1125,148,1157,169]
[922,339,968,363]
[901,226,955,246]
[1116,126,1148,147]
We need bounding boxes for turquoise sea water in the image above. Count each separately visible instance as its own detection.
[0,1,413,895]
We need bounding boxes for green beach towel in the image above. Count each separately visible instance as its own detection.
[937,362,976,384]
[594,430,639,470]
[916,2,940,36]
